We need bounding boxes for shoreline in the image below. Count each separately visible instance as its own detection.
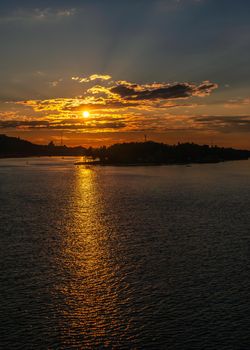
[74,158,249,167]
[0,155,248,166]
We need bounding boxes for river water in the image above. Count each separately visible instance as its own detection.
[0,158,250,349]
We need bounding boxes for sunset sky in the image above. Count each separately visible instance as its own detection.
[1,0,250,148]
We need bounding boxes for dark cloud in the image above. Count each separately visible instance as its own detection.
[46,122,126,130]
[110,81,218,101]
[196,115,250,133]
[0,120,49,128]
[0,119,126,130]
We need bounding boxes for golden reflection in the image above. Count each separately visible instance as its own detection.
[58,167,125,348]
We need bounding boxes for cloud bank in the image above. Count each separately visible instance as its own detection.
[1,75,221,133]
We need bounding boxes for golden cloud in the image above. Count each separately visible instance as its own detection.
[7,75,220,133]
[72,74,112,83]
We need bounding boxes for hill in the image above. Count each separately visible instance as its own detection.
[0,134,87,157]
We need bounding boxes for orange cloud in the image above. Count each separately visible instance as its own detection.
[6,75,220,134]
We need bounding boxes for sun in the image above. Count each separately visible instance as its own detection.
[83,111,90,118]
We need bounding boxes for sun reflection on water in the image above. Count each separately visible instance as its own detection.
[57,167,126,348]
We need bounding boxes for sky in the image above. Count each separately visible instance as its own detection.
[0,0,250,148]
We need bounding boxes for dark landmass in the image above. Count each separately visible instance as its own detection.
[1,134,249,165]
[0,134,86,158]
[82,141,250,165]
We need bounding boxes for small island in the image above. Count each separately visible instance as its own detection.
[78,141,250,166]
[1,134,249,166]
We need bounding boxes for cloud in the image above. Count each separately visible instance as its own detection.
[3,113,249,135]
[68,77,218,112]
[224,97,250,108]
[16,98,79,112]
[0,8,76,23]
[110,81,218,101]
[195,115,250,133]
[49,78,63,87]
[72,74,112,83]
[0,119,126,131]
[8,75,220,133]
[67,100,139,111]
[0,120,49,128]
[16,96,137,114]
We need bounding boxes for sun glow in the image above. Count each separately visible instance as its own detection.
[83,111,90,118]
